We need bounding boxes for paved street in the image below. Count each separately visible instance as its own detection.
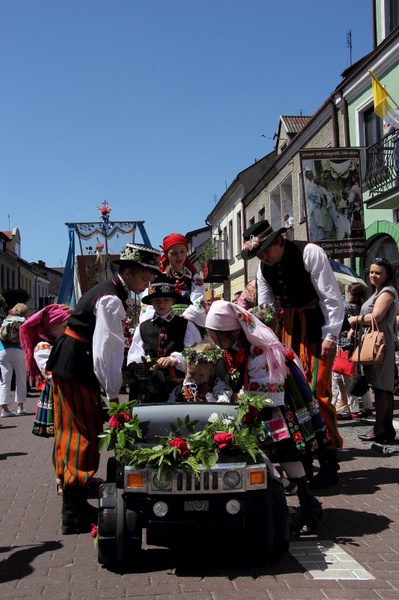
[1,391,399,600]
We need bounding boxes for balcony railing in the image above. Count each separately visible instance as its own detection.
[364,132,398,196]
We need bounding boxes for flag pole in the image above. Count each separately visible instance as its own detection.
[368,69,399,108]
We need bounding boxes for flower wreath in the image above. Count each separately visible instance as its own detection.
[183,345,223,365]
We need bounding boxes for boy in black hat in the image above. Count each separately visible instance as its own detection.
[47,243,161,534]
[127,275,201,403]
[241,220,344,489]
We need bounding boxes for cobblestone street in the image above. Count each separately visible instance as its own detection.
[1,392,399,599]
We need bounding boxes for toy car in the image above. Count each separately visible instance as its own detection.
[97,403,290,564]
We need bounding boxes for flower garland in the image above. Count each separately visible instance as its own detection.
[98,392,275,481]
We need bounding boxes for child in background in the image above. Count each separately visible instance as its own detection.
[168,341,233,403]
[19,304,73,494]
[140,232,206,334]
[128,275,201,402]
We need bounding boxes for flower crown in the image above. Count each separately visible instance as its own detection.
[183,345,223,365]
[252,304,276,327]
[120,245,159,266]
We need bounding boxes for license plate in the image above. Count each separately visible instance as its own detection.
[184,500,209,512]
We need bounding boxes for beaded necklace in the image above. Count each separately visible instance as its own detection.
[223,350,240,383]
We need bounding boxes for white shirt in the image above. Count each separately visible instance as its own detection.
[92,294,126,402]
[257,243,344,341]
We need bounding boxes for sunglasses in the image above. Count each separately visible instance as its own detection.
[374,257,390,267]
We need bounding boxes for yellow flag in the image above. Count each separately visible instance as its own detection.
[369,70,399,127]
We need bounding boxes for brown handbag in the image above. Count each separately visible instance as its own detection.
[351,315,386,365]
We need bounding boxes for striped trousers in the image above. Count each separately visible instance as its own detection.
[52,374,103,487]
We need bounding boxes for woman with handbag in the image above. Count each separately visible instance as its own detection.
[348,258,398,443]
[332,282,373,420]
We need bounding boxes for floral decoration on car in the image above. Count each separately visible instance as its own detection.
[98,393,275,480]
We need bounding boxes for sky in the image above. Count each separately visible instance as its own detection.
[0,0,374,267]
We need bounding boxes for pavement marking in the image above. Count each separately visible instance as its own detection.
[290,540,375,580]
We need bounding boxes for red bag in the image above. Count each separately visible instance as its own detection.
[332,349,356,377]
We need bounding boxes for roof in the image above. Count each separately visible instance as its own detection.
[280,116,312,135]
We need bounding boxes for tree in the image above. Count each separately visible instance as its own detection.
[2,288,30,311]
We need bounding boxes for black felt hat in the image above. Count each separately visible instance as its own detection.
[241,220,287,260]
[141,275,182,304]
[112,243,161,275]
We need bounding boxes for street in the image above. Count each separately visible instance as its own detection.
[1,391,399,600]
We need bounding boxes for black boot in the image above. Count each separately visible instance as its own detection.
[301,453,314,482]
[309,449,339,490]
[293,476,323,535]
[61,487,98,535]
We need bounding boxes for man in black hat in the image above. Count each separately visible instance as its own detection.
[47,243,161,534]
[127,274,201,403]
[241,220,344,489]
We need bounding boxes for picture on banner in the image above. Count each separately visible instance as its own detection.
[299,149,366,258]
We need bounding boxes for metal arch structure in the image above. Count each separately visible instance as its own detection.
[57,203,152,306]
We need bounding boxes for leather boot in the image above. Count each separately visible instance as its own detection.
[301,453,314,482]
[309,449,339,490]
[293,476,323,535]
[61,487,98,535]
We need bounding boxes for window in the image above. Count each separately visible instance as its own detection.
[363,106,383,148]
[387,0,399,34]
[223,227,227,259]
[248,216,255,228]
[236,211,242,256]
[228,220,233,259]
[258,207,265,221]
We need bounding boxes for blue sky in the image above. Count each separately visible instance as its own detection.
[0,0,373,267]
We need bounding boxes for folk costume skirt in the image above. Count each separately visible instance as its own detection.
[261,359,331,463]
[32,382,55,438]
[52,374,103,488]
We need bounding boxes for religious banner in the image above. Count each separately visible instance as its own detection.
[299,148,366,259]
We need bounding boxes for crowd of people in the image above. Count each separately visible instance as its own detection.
[1,225,398,541]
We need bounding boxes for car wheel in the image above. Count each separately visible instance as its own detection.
[269,477,290,559]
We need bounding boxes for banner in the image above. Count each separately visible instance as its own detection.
[299,148,366,259]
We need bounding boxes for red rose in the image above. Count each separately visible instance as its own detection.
[90,524,98,539]
[253,346,263,356]
[242,404,259,423]
[214,432,234,450]
[108,412,131,430]
[268,383,277,393]
[169,437,189,457]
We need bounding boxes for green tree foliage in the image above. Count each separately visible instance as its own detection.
[2,288,30,311]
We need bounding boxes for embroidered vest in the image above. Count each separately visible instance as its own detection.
[260,240,324,341]
[140,317,188,361]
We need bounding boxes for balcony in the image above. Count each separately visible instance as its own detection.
[364,132,398,196]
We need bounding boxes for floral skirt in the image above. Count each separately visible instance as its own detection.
[32,382,55,438]
[261,360,331,463]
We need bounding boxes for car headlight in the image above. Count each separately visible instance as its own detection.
[223,469,241,489]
